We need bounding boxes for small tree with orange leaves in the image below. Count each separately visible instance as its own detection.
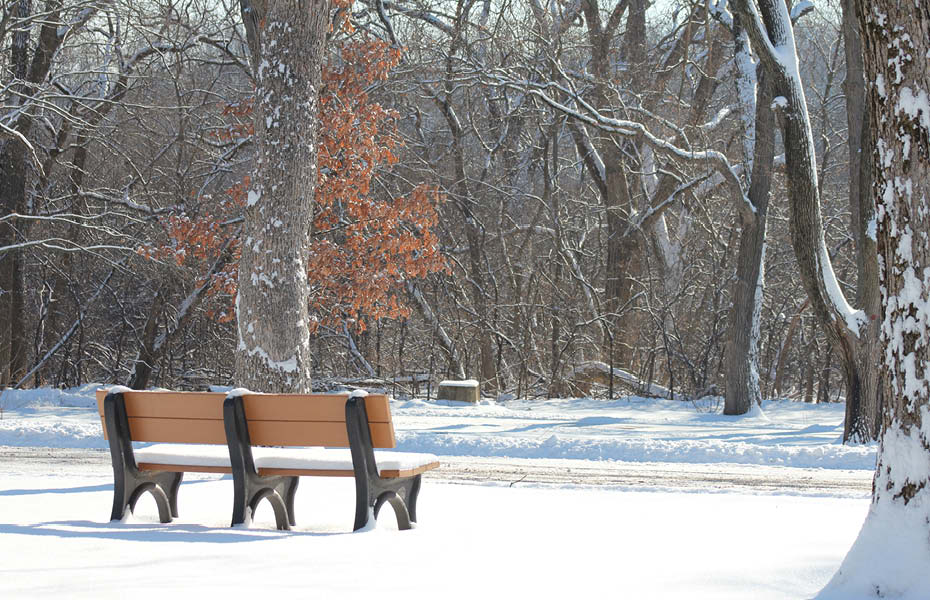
[146,35,446,354]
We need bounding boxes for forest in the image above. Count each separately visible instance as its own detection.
[0,0,883,436]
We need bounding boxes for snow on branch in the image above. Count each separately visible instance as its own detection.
[790,1,814,24]
[568,361,684,400]
[514,79,748,213]
[0,120,43,175]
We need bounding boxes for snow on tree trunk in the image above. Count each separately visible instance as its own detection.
[818,2,930,596]
[235,0,331,393]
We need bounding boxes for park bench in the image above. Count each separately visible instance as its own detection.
[96,386,439,531]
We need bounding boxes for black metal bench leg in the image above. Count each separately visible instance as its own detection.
[166,472,183,519]
[230,467,250,527]
[110,481,130,522]
[353,473,372,531]
[249,488,291,531]
[405,475,422,524]
[110,468,182,523]
[129,482,173,523]
[284,477,299,527]
[231,474,298,530]
[374,490,412,530]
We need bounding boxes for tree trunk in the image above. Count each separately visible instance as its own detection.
[724,52,776,415]
[0,0,32,385]
[235,0,331,393]
[128,288,165,390]
[819,2,930,594]
[0,140,30,387]
[733,0,869,438]
[842,0,883,442]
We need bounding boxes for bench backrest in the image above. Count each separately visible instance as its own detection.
[95,390,396,448]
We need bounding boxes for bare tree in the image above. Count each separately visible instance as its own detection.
[840,0,883,441]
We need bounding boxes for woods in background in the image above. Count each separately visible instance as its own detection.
[0,0,878,434]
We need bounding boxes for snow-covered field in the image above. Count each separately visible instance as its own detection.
[0,385,912,598]
[0,384,877,470]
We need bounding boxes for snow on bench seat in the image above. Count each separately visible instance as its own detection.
[135,443,440,478]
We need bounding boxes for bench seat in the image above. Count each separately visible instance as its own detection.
[135,443,440,478]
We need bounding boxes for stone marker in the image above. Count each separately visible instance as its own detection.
[436,379,480,403]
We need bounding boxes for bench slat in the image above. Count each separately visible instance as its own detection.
[96,390,226,419]
[95,390,389,422]
[120,417,395,447]
[136,463,440,478]
[240,394,392,423]
[247,420,395,448]
[137,463,233,474]
[259,463,440,479]
[128,417,227,445]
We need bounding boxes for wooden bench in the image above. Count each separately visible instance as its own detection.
[97,386,439,531]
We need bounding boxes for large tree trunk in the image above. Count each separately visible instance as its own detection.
[819,2,930,594]
[841,0,883,442]
[0,0,34,386]
[235,0,331,393]
[725,64,776,415]
[0,140,31,387]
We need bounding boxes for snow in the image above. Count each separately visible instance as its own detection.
[897,86,930,135]
[0,385,913,598]
[820,242,868,336]
[817,500,930,599]
[0,386,876,469]
[0,467,867,600]
[134,443,438,474]
[438,379,478,388]
[817,413,930,599]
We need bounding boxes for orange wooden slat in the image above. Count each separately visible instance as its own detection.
[95,390,225,419]
[133,462,440,478]
[240,394,391,422]
[258,461,439,478]
[137,463,232,474]
[127,417,227,444]
[246,420,395,448]
[259,468,355,477]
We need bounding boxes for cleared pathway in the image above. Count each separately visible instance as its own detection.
[1,446,872,497]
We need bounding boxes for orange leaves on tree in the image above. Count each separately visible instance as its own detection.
[145,36,446,333]
[310,39,446,332]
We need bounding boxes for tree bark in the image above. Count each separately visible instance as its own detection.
[0,139,29,386]
[578,0,646,369]
[725,64,776,415]
[0,0,34,386]
[235,0,331,393]
[820,2,930,594]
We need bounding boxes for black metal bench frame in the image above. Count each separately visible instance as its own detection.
[103,392,184,523]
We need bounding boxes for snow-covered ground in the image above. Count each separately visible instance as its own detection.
[0,385,915,598]
[0,385,877,470]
